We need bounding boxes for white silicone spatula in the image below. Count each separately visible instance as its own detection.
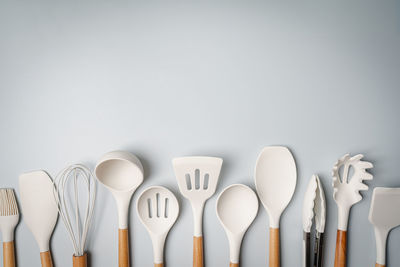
[19,170,58,267]
[216,184,258,267]
[137,186,179,267]
[255,146,297,267]
[369,187,400,267]
[95,151,144,267]
[172,156,223,267]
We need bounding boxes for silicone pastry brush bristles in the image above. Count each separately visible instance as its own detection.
[0,188,19,216]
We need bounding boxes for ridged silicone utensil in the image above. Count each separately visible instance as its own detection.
[332,154,373,267]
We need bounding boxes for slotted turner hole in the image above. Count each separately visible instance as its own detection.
[185,174,192,190]
[195,169,200,190]
[203,173,209,190]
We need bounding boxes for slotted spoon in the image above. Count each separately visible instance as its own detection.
[172,156,223,267]
[137,186,179,267]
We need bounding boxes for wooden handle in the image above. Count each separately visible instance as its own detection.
[119,229,130,267]
[73,253,87,267]
[154,263,164,267]
[40,251,54,267]
[193,236,204,267]
[269,228,280,267]
[230,263,239,267]
[334,230,347,267]
[3,241,16,267]
[375,264,385,267]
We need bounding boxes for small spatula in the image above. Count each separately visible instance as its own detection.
[369,187,400,267]
[172,156,223,267]
[19,170,58,267]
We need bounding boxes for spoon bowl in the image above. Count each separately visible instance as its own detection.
[216,184,258,266]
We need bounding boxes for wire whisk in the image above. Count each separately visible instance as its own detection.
[53,164,96,257]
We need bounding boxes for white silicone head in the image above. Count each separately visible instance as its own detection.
[216,184,258,263]
[137,186,179,264]
[95,151,144,229]
[255,146,297,228]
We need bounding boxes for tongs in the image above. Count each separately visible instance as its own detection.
[302,174,326,267]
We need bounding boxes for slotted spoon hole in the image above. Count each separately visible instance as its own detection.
[156,193,160,218]
[147,198,152,218]
[165,198,169,218]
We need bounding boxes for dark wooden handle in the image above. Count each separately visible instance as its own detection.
[73,253,87,267]
[3,241,16,267]
[40,251,54,267]
[193,236,204,267]
[334,230,347,267]
[269,228,280,267]
[230,263,239,267]
[119,229,130,267]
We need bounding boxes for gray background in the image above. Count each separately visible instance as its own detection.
[0,0,399,266]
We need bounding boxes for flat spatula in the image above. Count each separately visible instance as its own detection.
[172,156,223,267]
[369,187,400,267]
[19,170,58,267]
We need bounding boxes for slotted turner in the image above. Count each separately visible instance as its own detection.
[172,156,223,267]
[369,187,400,267]
[137,186,179,267]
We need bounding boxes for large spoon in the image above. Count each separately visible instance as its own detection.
[216,184,258,267]
[255,146,297,267]
[95,151,144,267]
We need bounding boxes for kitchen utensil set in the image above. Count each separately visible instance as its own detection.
[302,174,326,267]
[1,147,396,266]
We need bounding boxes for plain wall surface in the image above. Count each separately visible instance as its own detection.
[0,0,399,266]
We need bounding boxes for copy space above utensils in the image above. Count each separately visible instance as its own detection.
[172,156,223,267]
[53,164,96,267]
[216,184,258,267]
[369,187,400,267]
[255,146,297,267]
[95,151,144,267]
[137,186,179,267]
[332,154,373,267]
[19,170,58,267]
[302,175,326,267]
[0,188,19,267]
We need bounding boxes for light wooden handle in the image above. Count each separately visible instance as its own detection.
[73,253,87,267]
[334,230,347,267]
[375,264,385,267]
[193,236,204,267]
[154,263,164,267]
[119,229,130,267]
[40,251,54,267]
[230,263,239,267]
[3,241,16,267]
[269,228,280,267]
